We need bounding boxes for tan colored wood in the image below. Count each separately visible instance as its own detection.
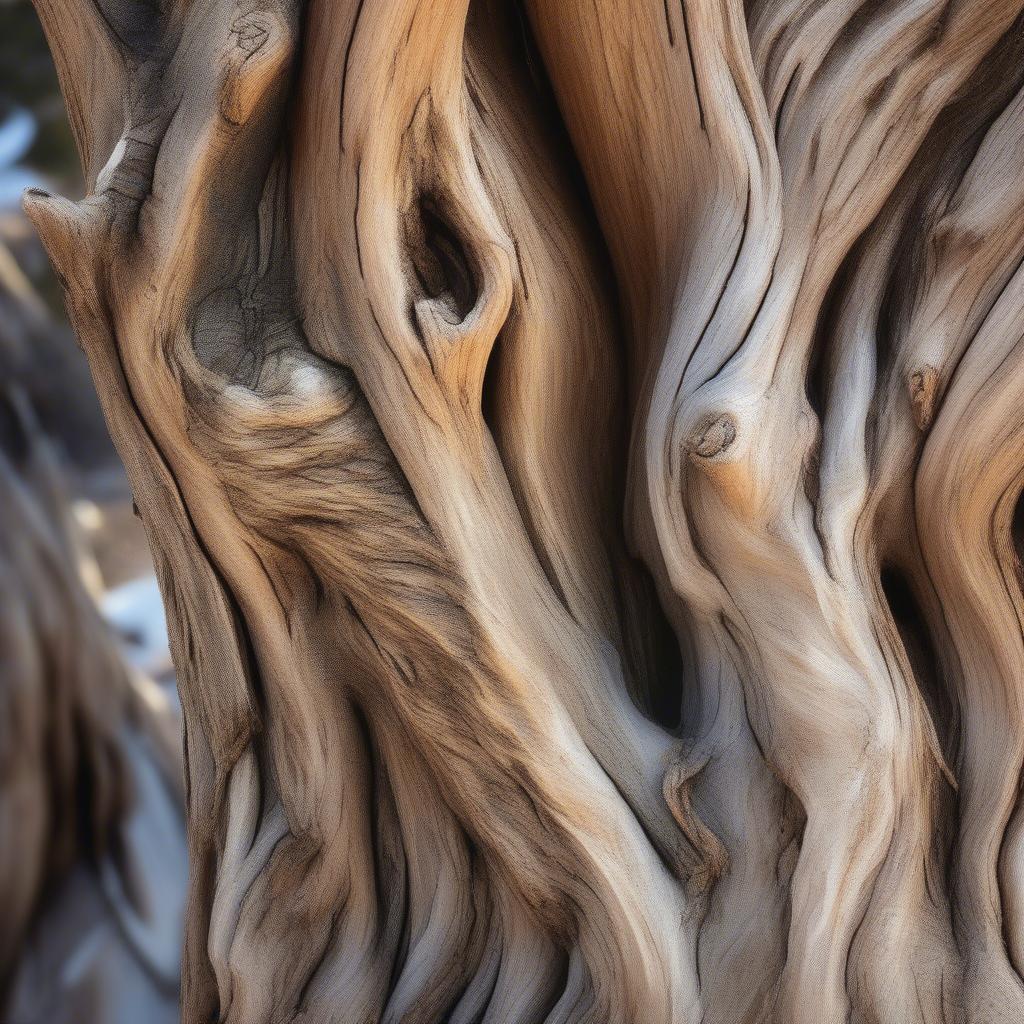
[26,0,1024,1020]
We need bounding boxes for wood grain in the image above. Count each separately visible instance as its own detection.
[25,0,1024,1020]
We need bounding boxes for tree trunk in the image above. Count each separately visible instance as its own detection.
[24,0,1024,1020]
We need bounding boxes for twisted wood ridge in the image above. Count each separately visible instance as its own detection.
[25,0,1024,1020]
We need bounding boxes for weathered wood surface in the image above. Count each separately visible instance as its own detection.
[26,0,1024,1020]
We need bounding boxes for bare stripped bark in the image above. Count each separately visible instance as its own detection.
[24,0,1024,1020]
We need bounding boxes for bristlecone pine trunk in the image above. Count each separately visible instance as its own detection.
[25,0,1024,1020]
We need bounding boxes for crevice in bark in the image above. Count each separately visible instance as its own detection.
[406,193,479,324]
[806,246,856,424]
[622,568,686,731]
[1013,492,1024,591]
[95,0,162,56]
[881,565,957,765]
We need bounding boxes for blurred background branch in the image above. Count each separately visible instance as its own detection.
[0,3,186,1020]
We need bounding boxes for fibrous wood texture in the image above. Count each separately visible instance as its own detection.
[25,0,1024,1021]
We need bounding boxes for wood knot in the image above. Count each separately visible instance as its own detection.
[691,414,737,459]
[907,365,939,431]
[232,16,270,54]
[221,11,293,126]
